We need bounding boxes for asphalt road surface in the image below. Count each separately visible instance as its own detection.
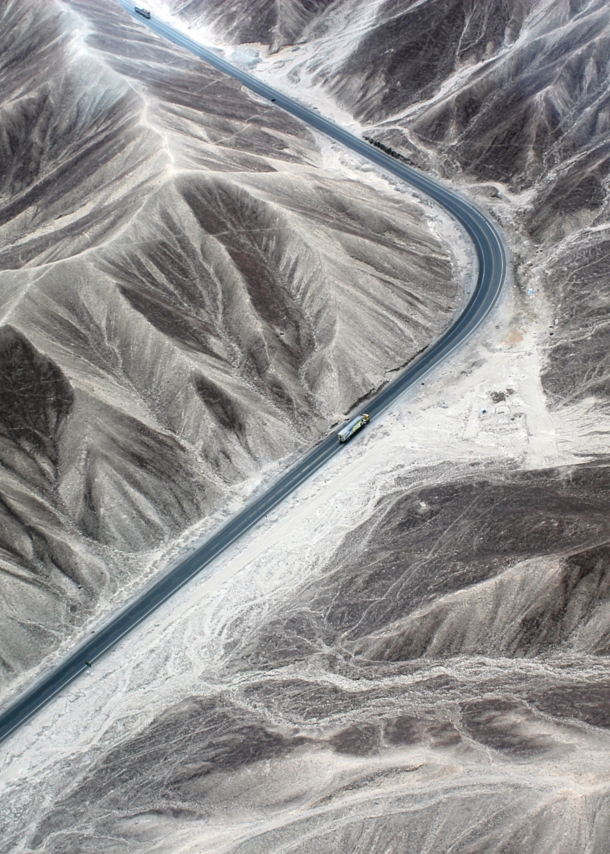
[0,3,507,744]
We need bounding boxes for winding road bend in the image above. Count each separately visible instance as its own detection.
[0,2,507,744]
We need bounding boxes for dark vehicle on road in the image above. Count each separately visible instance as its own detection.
[135,7,151,18]
[338,413,370,443]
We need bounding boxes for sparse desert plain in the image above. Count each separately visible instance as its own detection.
[1,0,610,852]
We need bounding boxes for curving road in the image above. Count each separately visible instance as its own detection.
[0,3,507,744]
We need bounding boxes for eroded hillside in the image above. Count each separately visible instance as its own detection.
[0,0,461,698]
[5,2,610,853]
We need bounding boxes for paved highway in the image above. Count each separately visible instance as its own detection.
[0,3,507,744]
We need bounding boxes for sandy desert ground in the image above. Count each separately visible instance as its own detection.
[2,0,610,852]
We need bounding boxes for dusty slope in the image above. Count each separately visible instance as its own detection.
[0,1,603,852]
[236,0,610,418]
[4,442,610,854]
[170,0,337,52]
[0,0,461,699]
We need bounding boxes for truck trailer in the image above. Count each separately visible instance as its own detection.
[338,413,370,443]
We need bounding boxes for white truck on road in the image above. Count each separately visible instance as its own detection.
[338,414,370,443]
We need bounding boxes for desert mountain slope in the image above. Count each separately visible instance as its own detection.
[2,1,606,851]
[165,0,337,52]
[187,0,610,434]
[0,0,460,698]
